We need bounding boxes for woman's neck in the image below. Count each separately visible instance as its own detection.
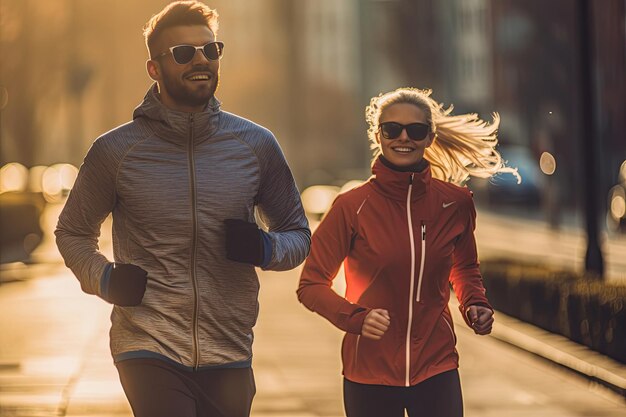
[379,155,428,173]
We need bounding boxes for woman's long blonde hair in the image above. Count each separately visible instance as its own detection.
[365,87,520,185]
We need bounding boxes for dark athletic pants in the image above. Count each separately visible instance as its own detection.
[343,369,463,417]
[116,358,255,417]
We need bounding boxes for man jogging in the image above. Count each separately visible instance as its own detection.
[55,2,310,416]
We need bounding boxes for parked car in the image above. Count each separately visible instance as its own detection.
[0,191,45,264]
[485,145,543,206]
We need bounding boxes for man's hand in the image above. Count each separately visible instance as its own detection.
[107,263,148,306]
[361,309,391,340]
[466,305,494,335]
[224,219,264,266]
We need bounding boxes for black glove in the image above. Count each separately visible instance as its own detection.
[224,219,264,266]
[107,263,148,306]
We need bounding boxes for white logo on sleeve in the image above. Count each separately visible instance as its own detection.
[442,201,456,208]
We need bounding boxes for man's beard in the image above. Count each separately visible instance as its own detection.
[161,66,219,109]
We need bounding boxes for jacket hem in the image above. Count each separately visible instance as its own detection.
[342,361,458,387]
[113,350,252,371]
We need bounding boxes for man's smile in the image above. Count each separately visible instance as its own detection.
[185,72,212,82]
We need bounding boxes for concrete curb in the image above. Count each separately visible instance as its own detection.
[449,297,626,400]
[490,312,626,399]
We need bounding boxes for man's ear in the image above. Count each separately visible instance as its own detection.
[146,59,161,81]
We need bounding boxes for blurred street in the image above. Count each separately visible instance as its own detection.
[473,207,626,285]
[0,203,625,416]
[2,0,625,415]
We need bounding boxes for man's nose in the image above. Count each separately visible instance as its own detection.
[191,48,210,65]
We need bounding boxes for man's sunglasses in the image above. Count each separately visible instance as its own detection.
[379,122,430,141]
[154,41,225,65]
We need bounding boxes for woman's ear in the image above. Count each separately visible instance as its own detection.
[146,60,161,81]
[425,132,435,148]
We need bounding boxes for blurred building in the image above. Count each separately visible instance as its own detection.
[438,0,494,113]
[592,0,626,209]
[1,0,624,223]
[488,0,626,227]
[283,0,366,186]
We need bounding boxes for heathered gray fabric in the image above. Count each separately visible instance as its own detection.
[55,85,311,368]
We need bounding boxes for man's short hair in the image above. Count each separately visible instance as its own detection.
[143,1,219,58]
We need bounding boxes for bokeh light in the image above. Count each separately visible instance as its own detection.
[301,185,340,216]
[0,162,29,193]
[42,163,78,203]
[539,152,557,175]
[28,165,48,193]
[609,185,626,220]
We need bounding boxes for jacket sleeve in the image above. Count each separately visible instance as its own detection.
[297,195,370,334]
[54,139,115,298]
[255,133,311,271]
[449,190,493,327]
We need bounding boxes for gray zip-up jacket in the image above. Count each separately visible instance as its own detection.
[55,86,311,369]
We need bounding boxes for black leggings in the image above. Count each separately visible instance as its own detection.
[116,358,255,417]
[343,369,463,417]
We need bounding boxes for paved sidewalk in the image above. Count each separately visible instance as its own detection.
[2,203,625,416]
[55,268,624,416]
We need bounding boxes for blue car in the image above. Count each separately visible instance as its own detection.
[484,145,543,206]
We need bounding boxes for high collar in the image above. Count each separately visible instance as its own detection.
[370,156,431,202]
[132,84,221,144]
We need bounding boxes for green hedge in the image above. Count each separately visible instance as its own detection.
[480,259,626,363]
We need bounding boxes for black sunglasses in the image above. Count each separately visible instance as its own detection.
[154,41,225,65]
[379,122,430,141]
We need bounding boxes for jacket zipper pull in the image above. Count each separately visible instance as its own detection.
[409,173,414,185]
[416,221,427,303]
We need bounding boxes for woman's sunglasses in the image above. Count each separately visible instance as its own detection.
[378,122,430,141]
[154,41,225,65]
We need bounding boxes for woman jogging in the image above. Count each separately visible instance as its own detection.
[297,87,518,417]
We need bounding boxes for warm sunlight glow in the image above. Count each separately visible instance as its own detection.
[58,163,79,190]
[301,185,340,216]
[41,163,78,202]
[42,166,63,201]
[0,162,29,193]
[28,165,47,193]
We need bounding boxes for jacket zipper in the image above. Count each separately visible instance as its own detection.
[188,113,201,369]
[415,222,426,302]
[404,174,416,387]
[354,334,361,368]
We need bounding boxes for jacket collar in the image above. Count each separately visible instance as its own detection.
[132,84,221,144]
[370,156,431,202]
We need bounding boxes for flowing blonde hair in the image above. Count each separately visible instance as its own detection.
[365,87,520,185]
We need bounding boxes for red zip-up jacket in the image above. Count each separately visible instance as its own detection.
[297,157,492,387]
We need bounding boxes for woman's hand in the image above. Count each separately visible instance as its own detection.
[466,305,494,335]
[361,309,391,340]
